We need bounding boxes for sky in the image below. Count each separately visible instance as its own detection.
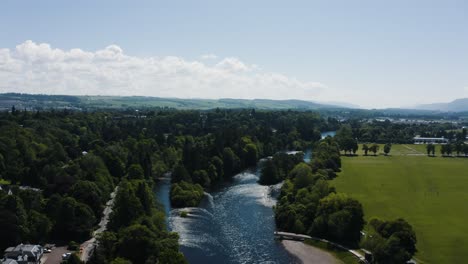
[0,0,467,108]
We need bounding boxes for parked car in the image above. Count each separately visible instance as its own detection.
[62,253,71,260]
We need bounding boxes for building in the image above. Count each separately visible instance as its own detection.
[2,259,19,264]
[3,244,43,264]
[413,136,449,144]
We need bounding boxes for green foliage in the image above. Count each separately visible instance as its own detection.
[109,180,144,231]
[336,125,358,155]
[383,143,391,156]
[171,164,191,183]
[116,224,159,264]
[362,218,417,264]
[127,164,144,180]
[180,211,188,217]
[110,258,132,264]
[259,152,304,185]
[312,193,365,247]
[275,137,365,247]
[170,181,204,208]
[70,180,103,219]
[259,159,279,185]
[223,147,241,177]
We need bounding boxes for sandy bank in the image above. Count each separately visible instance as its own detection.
[282,240,341,264]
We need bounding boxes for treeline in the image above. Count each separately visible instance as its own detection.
[338,119,465,144]
[426,143,468,157]
[274,136,417,263]
[274,137,364,246]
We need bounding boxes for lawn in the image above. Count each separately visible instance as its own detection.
[332,152,468,263]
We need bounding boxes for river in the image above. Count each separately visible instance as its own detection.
[154,149,318,263]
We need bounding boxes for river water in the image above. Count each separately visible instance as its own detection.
[154,151,316,264]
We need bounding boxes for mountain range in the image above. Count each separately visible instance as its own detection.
[0,93,355,111]
[1,93,467,112]
[415,98,468,112]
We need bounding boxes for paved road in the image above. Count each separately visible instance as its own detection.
[282,240,340,264]
[42,246,70,264]
[80,186,119,262]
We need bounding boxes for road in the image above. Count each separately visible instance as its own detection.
[276,231,367,263]
[282,240,340,264]
[41,246,69,264]
[80,186,119,262]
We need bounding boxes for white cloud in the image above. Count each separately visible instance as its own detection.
[0,40,326,100]
[200,54,218,60]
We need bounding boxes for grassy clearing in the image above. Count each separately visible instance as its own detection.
[304,239,361,264]
[332,154,468,263]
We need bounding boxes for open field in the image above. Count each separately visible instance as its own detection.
[332,153,468,263]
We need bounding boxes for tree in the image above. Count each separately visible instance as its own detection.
[259,159,280,185]
[351,141,359,156]
[127,164,144,180]
[116,224,158,264]
[171,164,191,183]
[170,181,204,208]
[70,180,103,219]
[222,147,240,177]
[193,170,211,187]
[243,143,258,167]
[383,143,392,156]
[109,180,144,231]
[289,163,314,189]
[362,218,417,264]
[27,210,52,243]
[370,144,379,156]
[312,193,365,246]
[426,144,435,156]
[110,258,132,264]
[363,144,369,156]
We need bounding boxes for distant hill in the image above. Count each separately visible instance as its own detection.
[0,93,351,111]
[416,98,468,112]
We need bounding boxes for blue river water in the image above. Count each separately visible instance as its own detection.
[154,138,329,263]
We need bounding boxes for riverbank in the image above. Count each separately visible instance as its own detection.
[282,240,341,264]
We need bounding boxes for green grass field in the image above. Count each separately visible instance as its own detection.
[332,147,468,263]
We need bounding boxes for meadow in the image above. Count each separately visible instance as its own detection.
[332,145,468,263]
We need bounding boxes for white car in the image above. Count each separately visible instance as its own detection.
[62,253,72,260]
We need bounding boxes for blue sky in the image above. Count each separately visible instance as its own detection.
[0,0,467,108]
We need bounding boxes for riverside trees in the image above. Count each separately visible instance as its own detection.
[275,138,365,247]
[362,218,417,264]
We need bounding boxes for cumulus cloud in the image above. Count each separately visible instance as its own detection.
[0,40,326,100]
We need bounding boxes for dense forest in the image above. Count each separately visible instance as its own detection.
[0,108,338,263]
